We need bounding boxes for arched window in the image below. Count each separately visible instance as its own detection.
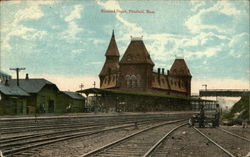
[125,75,131,87]
[131,75,136,88]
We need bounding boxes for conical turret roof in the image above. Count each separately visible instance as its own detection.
[120,39,154,65]
[99,60,119,76]
[99,31,120,77]
[169,58,192,76]
[105,30,120,57]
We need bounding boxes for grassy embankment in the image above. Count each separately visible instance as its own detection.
[222,94,249,124]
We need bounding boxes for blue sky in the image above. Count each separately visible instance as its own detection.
[0,0,249,93]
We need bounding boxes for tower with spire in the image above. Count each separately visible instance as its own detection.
[99,31,192,97]
[99,30,120,89]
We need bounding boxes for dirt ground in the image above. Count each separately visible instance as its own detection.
[153,126,229,157]
[201,126,250,157]
[221,125,250,139]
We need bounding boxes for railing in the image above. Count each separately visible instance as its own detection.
[199,89,250,97]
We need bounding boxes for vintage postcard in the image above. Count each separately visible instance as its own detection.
[0,0,249,157]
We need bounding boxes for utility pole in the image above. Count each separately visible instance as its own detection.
[9,67,25,86]
[79,83,84,90]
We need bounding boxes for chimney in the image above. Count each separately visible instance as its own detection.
[157,68,160,83]
[162,68,165,75]
[157,68,160,74]
[25,73,29,80]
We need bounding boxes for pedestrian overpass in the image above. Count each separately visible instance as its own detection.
[199,89,250,97]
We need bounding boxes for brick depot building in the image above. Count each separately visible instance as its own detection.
[99,31,192,97]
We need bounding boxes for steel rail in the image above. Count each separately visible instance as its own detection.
[0,118,168,144]
[142,123,187,157]
[219,128,250,142]
[2,119,184,156]
[2,123,137,156]
[0,117,169,134]
[80,119,186,157]
[193,127,236,157]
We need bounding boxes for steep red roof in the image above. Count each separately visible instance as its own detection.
[99,60,119,76]
[99,31,120,77]
[120,39,154,65]
[169,58,192,76]
[105,30,120,57]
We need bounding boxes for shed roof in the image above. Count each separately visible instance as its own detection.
[0,84,29,96]
[61,91,85,100]
[8,79,57,93]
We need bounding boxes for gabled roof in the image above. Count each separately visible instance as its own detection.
[169,58,192,76]
[61,91,85,100]
[105,30,120,57]
[120,39,154,65]
[0,84,29,96]
[8,79,57,93]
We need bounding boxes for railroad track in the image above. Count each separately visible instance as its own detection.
[81,120,187,157]
[193,127,250,157]
[219,128,250,142]
[0,118,167,145]
[0,116,173,137]
[1,118,185,156]
[0,115,178,135]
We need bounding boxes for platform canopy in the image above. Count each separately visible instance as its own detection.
[77,88,215,102]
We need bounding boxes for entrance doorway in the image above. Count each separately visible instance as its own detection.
[48,100,54,113]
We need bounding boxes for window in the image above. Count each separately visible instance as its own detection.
[126,74,141,88]
[126,75,131,87]
[131,75,136,88]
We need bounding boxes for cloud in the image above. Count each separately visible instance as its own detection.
[1,1,56,51]
[186,1,243,34]
[190,0,206,12]
[71,48,86,54]
[228,32,249,57]
[186,46,221,58]
[62,5,84,41]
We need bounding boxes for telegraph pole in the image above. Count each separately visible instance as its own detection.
[9,67,25,86]
[79,83,84,90]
